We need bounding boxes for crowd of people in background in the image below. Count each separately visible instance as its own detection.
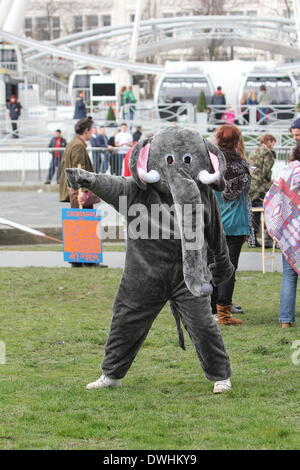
[210,84,271,126]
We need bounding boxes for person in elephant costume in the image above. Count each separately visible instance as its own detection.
[65,126,235,394]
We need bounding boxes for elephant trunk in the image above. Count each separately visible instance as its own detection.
[166,168,212,297]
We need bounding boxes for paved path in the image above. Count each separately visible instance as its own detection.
[0,250,282,271]
[0,191,122,227]
[0,191,283,272]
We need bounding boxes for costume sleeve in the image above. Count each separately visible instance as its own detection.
[65,167,137,213]
[89,174,136,212]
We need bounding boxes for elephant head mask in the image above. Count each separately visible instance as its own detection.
[130,126,227,297]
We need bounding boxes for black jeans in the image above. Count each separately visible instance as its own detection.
[251,197,264,235]
[210,235,245,312]
[11,120,19,138]
[252,197,273,246]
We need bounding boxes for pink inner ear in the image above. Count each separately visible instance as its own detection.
[209,151,219,172]
[137,143,151,180]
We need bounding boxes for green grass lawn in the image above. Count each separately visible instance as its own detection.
[0,268,299,450]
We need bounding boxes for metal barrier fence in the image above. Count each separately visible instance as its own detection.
[0,145,293,184]
[155,102,298,130]
[1,102,297,143]
[0,147,131,183]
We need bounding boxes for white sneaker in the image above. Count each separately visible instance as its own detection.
[213,378,232,394]
[86,374,122,390]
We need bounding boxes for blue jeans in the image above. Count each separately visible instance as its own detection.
[92,151,101,173]
[259,107,269,124]
[46,155,61,183]
[100,151,110,173]
[279,255,298,323]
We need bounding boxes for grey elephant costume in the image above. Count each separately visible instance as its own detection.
[65,126,235,387]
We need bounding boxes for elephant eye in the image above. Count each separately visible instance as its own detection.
[165,154,175,165]
[183,153,192,164]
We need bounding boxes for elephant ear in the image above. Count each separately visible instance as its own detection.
[130,137,153,190]
[203,139,227,191]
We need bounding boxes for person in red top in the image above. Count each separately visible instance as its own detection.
[123,143,136,177]
[45,129,67,184]
[122,131,153,177]
[211,86,226,122]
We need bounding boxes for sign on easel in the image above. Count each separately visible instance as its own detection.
[62,208,103,264]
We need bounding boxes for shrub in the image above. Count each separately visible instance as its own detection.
[196,90,207,113]
[106,105,116,121]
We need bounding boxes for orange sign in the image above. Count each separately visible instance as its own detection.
[62,209,102,264]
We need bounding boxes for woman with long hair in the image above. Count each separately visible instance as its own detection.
[212,124,254,325]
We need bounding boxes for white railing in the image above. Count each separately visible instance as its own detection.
[0,145,293,184]
[205,104,297,130]
[0,61,18,71]
[24,66,71,107]
[0,101,297,142]
[0,146,132,184]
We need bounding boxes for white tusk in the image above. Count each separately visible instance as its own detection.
[138,169,161,183]
[197,169,220,185]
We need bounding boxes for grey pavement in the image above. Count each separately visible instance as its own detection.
[0,190,283,272]
[0,190,123,228]
[0,249,282,271]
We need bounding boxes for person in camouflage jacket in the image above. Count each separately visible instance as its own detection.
[248,134,276,246]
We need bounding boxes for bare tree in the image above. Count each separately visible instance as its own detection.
[188,1,227,60]
[269,0,293,18]
[143,0,158,20]
[282,0,293,18]
[33,0,86,39]
[190,0,226,15]
[33,0,60,40]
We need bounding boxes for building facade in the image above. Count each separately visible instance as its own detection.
[23,0,295,62]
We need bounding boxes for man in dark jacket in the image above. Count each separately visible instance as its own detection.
[73,90,87,119]
[211,86,226,121]
[45,130,67,184]
[7,95,22,138]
